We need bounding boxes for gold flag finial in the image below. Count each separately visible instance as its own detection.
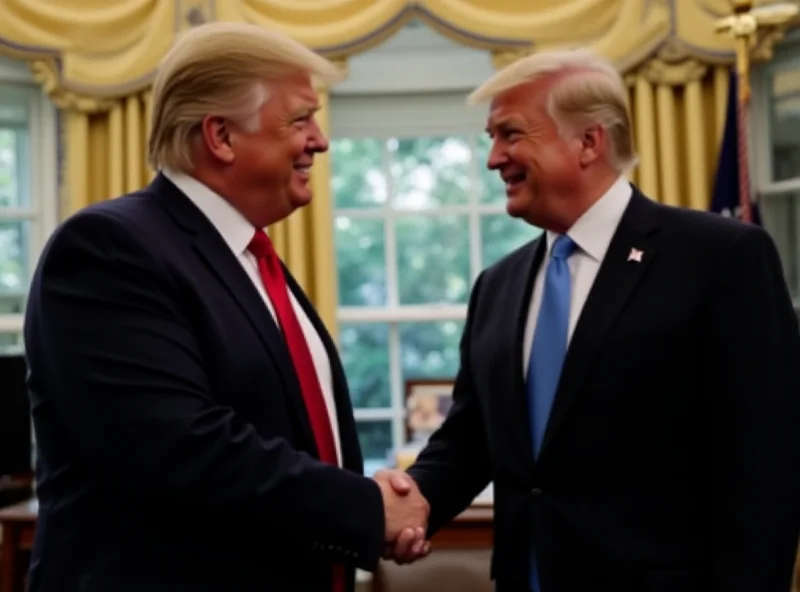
[714,0,799,104]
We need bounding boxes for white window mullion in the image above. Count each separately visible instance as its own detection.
[337,305,468,323]
[384,139,400,309]
[0,315,24,332]
[758,178,800,196]
[0,208,37,219]
[388,322,405,449]
[335,203,507,218]
[352,408,395,420]
[468,132,483,278]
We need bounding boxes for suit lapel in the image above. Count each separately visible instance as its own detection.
[540,191,660,455]
[284,272,364,473]
[150,174,317,449]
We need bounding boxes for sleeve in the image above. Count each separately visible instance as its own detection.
[407,271,493,535]
[24,210,385,571]
[705,225,800,592]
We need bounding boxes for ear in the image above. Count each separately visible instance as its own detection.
[578,125,605,168]
[199,115,235,165]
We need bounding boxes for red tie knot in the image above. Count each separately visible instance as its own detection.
[248,229,275,260]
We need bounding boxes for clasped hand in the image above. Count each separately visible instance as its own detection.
[374,469,431,564]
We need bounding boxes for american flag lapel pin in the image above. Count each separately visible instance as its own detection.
[627,248,643,263]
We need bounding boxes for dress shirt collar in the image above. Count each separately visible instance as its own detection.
[545,174,633,261]
[162,167,260,256]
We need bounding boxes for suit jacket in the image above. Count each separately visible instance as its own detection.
[23,174,384,592]
[408,188,800,592]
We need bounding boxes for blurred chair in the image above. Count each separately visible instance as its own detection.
[372,549,491,592]
[372,505,494,592]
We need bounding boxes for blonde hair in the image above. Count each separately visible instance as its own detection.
[468,48,637,172]
[148,22,341,171]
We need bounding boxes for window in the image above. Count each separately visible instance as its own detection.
[752,32,800,313]
[0,58,59,353]
[330,94,540,474]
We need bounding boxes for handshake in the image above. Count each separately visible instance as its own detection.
[374,469,432,564]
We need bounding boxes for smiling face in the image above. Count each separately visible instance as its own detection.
[198,71,328,228]
[484,78,586,232]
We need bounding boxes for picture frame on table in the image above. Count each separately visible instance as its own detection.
[401,378,494,506]
[404,378,455,443]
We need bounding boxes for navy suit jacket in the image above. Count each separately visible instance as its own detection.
[409,189,800,592]
[24,174,384,592]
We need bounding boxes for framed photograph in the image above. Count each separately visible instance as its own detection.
[404,379,455,443]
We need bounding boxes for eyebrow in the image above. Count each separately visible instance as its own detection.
[291,105,322,119]
[485,116,520,134]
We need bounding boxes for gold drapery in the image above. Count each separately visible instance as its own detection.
[624,52,733,212]
[0,0,789,332]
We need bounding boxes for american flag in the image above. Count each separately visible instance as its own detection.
[710,69,761,225]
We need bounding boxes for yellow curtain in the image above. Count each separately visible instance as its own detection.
[625,61,732,209]
[64,91,153,211]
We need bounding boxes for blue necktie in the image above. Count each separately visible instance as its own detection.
[527,234,576,592]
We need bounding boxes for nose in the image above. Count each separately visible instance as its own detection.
[308,118,329,153]
[486,139,507,170]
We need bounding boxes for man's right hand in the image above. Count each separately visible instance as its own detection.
[374,469,431,564]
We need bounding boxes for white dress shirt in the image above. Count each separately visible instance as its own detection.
[162,168,342,465]
[522,175,632,377]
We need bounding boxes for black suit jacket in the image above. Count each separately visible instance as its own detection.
[408,189,800,592]
[23,174,384,592]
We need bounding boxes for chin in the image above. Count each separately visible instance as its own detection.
[506,194,530,219]
[289,191,313,209]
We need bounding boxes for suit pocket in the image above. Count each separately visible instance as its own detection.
[642,568,704,592]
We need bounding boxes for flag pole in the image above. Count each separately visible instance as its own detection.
[735,15,753,223]
[714,0,799,223]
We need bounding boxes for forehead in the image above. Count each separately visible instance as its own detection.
[269,71,319,108]
[486,80,548,127]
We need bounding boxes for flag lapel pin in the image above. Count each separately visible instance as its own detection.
[627,248,643,263]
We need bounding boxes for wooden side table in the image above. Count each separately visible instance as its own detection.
[0,498,37,592]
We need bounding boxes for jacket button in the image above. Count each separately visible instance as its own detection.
[531,488,543,498]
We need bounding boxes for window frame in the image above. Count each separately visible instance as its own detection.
[751,31,800,312]
[0,57,60,341]
[331,120,542,469]
[328,24,531,469]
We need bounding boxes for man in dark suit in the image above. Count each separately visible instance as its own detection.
[385,49,800,591]
[23,22,428,592]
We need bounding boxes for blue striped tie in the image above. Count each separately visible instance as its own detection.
[527,234,576,592]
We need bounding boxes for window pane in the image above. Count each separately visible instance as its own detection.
[399,320,465,383]
[475,133,506,204]
[0,127,29,208]
[396,215,470,304]
[480,214,542,269]
[0,220,30,292]
[769,61,800,182]
[339,322,390,409]
[330,138,387,209]
[335,216,387,306]
[0,86,30,125]
[760,192,799,301]
[0,293,25,314]
[391,136,470,208]
[356,420,393,470]
[0,332,23,354]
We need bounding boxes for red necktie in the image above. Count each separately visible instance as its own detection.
[248,230,345,592]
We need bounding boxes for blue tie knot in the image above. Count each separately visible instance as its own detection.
[551,235,577,260]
